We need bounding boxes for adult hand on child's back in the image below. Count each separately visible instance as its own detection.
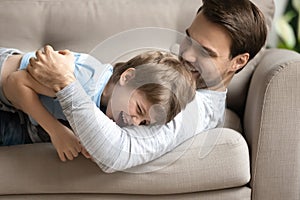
[27,45,76,93]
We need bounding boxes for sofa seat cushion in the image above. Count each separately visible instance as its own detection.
[0,128,249,195]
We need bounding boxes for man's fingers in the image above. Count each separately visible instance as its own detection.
[29,57,37,67]
[35,49,43,60]
[28,58,38,76]
[28,58,41,79]
[44,45,54,56]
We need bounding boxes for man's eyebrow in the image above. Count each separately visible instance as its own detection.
[202,46,218,57]
[185,29,218,58]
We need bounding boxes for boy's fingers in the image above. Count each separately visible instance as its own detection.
[70,148,79,158]
[59,152,66,162]
[75,140,82,152]
[65,151,74,161]
[81,147,91,159]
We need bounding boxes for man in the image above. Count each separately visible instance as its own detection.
[25,0,267,172]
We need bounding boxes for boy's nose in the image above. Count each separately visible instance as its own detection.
[181,48,197,63]
[131,116,146,126]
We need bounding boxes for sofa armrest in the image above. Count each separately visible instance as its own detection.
[243,48,300,200]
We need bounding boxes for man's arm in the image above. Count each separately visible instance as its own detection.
[27,45,202,172]
[57,81,200,172]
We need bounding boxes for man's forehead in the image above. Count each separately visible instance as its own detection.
[186,28,219,58]
[187,12,232,58]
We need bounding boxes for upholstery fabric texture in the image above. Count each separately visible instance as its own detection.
[1,0,300,200]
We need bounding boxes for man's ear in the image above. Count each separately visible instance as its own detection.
[119,68,136,86]
[230,53,249,72]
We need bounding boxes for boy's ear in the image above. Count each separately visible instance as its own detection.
[119,68,136,86]
[230,53,249,72]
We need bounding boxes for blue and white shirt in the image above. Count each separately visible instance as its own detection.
[19,52,113,126]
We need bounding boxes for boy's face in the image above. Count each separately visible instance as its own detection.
[179,11,234,89]
[105,84,153,127]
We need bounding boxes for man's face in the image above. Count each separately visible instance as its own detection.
[179,11,233,90]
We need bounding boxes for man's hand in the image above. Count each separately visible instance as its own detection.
[27,45,76,93]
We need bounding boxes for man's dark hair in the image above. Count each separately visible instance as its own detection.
[198,0,267,63]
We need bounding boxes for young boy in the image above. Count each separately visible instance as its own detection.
[0,48,195,161]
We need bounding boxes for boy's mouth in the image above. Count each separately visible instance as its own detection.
[116,111,129,127]
[187,64,198,73]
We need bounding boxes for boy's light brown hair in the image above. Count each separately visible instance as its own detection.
[109,51,196,124]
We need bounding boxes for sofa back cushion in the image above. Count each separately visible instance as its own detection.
[0,0,274,118]
[0,0,199,52]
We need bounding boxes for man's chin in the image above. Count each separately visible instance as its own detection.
[196,77,224,90]
[195,74,208,89]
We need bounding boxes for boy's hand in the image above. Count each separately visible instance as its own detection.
[81,147,92,159]
[50,125,82,162]
[27,45,76,93]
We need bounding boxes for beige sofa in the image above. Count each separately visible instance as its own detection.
[1,0,300,199]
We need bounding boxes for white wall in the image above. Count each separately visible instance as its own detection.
[268,0,289,47]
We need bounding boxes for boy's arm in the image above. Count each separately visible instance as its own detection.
[3,70,84,161]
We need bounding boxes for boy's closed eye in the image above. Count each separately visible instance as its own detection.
[136,104,150,125]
